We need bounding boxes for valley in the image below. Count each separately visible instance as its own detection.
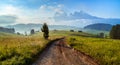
[0,30,120,65]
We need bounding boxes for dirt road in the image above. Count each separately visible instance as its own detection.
[32,38,99,65]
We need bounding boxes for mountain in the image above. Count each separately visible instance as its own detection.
[0,27,15,33]
[55,11,102,21]
[6,23,79,34]
[54,11,101,21]
[54,11,120,27]
[84,23,113,31]
[69,11,100,19]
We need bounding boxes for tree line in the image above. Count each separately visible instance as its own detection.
[0,27,15,33]
[97,24,120,39]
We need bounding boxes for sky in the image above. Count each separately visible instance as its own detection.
[0,0,119,26]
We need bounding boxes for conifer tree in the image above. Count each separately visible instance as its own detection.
[41,23,49,39]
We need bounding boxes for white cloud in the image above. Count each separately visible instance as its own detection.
[0,5,20,15]
[0,4,67,26]
[0,15,17,26]
[0,4,91,27]
[39,5,47,10]
[54,8,64,14]
[57,4,64,8]
[39,4,65,15]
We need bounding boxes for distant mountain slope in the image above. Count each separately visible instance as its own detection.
[0,27,15,33]
[6,23,79,34]
[84,23,113,31]
[54,11,120,27]
[54,11,101,21]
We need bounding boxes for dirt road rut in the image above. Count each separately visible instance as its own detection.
[32,38,99,65]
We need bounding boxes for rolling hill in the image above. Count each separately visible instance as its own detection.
[84,23,113,31]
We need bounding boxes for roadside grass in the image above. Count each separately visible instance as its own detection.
[67,36,120,65]
[0,32,50,65]
[0,30,85,65]
[49,30,120,65]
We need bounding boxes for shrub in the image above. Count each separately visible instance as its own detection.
[17,32,21,35]
[30,29,35,35]
[70,30,74,32]
[78,30,82,32]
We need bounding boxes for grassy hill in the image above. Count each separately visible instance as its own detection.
[51,30,120,65]
[46,30,120,65]
[0,30,120,65]
[65,32,120,65]
[0,32,50,65]
[0,31,95,65]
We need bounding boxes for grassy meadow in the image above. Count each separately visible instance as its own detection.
[0,30,120,65]
[49,30,120,65]
[0,32,61,65]
[64,32,120,65]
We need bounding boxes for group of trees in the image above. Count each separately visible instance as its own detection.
[97,32,105,38]
[95,24,120,39]
[30,23,49,39]
[70,30,82,32]
[0,27,15,33]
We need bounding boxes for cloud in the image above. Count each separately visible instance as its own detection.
[0,4,87,27]
[38,4,65,16]
[0,4,66,26]
[39,5,47,9]
[0,15,17,26]
[0,5,22,15]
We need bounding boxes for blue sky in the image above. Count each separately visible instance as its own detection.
[0,0,119,26]
[0,0,119,18]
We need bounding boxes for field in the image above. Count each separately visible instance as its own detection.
[0,31,120,65]
[0,32,58,65]
[65,34,120,65]
[50,31,120,65]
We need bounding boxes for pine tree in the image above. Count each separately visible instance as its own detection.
[110,24,120,39]
[41,23,49,39]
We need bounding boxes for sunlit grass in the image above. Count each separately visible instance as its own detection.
[67,36,120,65]
[1,30,120,65]
[0,32,49,65]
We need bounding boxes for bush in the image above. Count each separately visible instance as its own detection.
[78,30,82,32]
[30,29,35,35]
[70,30,74,32]
[17,32,21,35]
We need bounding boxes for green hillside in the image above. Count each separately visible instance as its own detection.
[0,30,120,65]
[0,32,50,65]
[66,33,120,65]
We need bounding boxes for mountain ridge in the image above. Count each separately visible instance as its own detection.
[54,11,120,27]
